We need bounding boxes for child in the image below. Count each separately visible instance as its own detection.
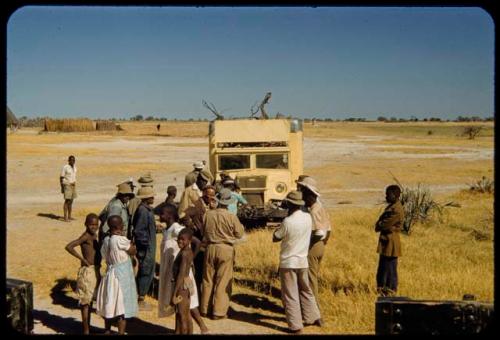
[65,213,100,335]
[172,228,196,334]
[96,215,138,335]
[375,184,405,296]
[158,204,209,334]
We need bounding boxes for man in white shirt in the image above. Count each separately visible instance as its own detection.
[297,176,332,306]
[60,155,77,222]
[273,190,322,334]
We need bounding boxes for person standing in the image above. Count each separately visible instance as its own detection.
[60,155,77,222]
[128,174,154,237]
[182,185,218,294]
[98,183,135,242]
[297,176,332,305]
[178,172,202,219]
[132,186,157,310]
[222,177,247,215]
[375,185,404,296]
[273,190,322,334]
[200,188,244,320]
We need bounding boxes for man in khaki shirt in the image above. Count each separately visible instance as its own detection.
[200,188,244,320]
[297,177,332,306]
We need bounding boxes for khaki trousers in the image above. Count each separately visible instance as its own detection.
[279,268,321,331]
[200,243,234,317]
[308,240,325,304]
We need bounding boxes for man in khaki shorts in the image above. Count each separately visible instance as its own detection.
[200,188,244,320]
[60,155,77,222]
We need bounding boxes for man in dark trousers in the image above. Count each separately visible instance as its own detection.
[375,184,404,296]
[133,186,157,310]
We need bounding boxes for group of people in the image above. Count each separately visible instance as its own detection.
[62,155,404,335]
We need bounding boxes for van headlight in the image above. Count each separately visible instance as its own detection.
[275,182,287,194]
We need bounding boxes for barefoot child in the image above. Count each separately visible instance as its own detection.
[158,204,209,334]
[172,228,196,334]
[96,215,138,335]
[65,213,100,334]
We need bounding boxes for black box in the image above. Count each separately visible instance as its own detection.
[375,295,494,335]
[6,278,34,334]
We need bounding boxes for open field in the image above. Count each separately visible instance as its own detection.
[6,121,494,334]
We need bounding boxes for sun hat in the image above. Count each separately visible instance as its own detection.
[297,176,320,197]
[284,190,305,206]
[222,177,235,185]
[217,188,236,206]
[138,173,154,185]
[116,182,135,196]
[137,186,155,199]
[193,161,204,170]
[120,177,136,189]
[294,174,310,184]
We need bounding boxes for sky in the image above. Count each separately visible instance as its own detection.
[6,6,495,120]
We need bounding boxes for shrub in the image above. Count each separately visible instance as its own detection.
[468,176,494,194]
[390,173,460,235]
[462,126,483,140]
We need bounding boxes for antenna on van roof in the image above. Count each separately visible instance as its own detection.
[250,92,271,120]
[202,100,225,120]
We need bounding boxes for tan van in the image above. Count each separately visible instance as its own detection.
[208,118,303,223]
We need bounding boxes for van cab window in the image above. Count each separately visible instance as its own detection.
[219,154,251,170]
[256,154,288,169]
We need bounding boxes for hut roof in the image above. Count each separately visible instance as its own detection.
[7,106,19,126]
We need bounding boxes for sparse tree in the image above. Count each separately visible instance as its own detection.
[462,126,483,140]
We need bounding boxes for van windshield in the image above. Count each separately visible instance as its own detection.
[219,154,251,170]
[256,154,288,169]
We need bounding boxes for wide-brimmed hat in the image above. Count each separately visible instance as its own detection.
[284,190,305,206]
[120,177,136,189]
[222,177,235,185]
[117,182,135,196]
[138,174,154,185]
[297,176,320,197]
[137,186,155,199]
[193,161,204,170]
[217,188,236,206]
[295,174,310,184]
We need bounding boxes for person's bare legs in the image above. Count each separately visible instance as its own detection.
[190,307,209,334]
[81,304,90,334]
[63,199,70,221]
[68,199,74,220]
[178,289,192,334]
[104,318,112,334]
[117,316,126,335]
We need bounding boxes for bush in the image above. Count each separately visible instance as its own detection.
[390,173,459,235]
[462,126,483,140]
[468,176,494,194]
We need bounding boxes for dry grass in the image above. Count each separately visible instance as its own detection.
[95,120,117,131]
[234,191,493,334]
[118,121,209,137]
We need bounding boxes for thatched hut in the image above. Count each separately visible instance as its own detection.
[44,118,95,132]
[96,120,117,131]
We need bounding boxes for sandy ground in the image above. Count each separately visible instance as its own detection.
[6,127,493,334]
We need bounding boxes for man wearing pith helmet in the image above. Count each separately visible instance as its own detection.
[297,176,332,308]
[133,186,157,311]
[273,190,322,334]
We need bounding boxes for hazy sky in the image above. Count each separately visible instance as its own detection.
[7,6,494,120]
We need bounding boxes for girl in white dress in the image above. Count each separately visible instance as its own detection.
[96,216,138,334]
[157,204,209,334]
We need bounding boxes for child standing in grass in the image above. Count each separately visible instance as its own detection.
[65,213,100,335]
[96,215,138,335]
[172,228,196,334]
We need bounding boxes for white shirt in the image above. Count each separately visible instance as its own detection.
[273,210,312,269]
[60,164,77,185]
[101,235,131,265]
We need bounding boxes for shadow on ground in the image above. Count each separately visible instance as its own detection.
[37,213,64,221]
[234,278,282,300]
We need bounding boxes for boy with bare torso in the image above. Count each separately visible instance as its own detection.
[65,213,100,334]
[172,228,196,334]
